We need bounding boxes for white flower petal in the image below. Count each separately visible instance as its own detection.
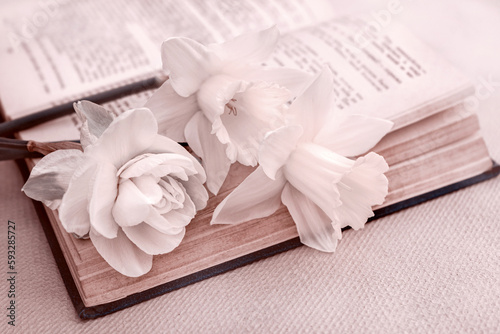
[198,76,290,166]
[145,81,199,142]
[211,166,286,225]
[112,179,151,227]
[241,66,314,98]
[85,108,158,168]
[163,176,185,202]
[148,157,197,180]
[162,37,216,97]
[288,67,336,141]
[88,162,119,239]
[74,100,114,148]
[259,125,303,180]
[196,75,250,164]
[220,82,291,166]
[180,177,208,211]
[210,26,279,68]
[281,183,340,252]
[22,149,84,208]
[78,123,96,149]
[147,135,206,184]
[90,229,152,277]
[185,112,231,195]
[58,162,97,237]
[119,153,197,180]
[284,143,347,220]
[161,192,196,228]
[159,166,190,181]
[314,114,393,157]
[217,114,264,166]
[122,223,185,255]
[156,179,181,212]
[132,175,163,204]
[197,74,243,125]
[144,207,185,235]
[336,152,389,230]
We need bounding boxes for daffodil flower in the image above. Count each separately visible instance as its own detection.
[146,26,312,195]
[211,68,393,252]
[23,102,208,277]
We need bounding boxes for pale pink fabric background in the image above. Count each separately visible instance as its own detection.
[1,0,499,332]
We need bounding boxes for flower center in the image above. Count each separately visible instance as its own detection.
[226,99,238,116]
[197,74,292,166]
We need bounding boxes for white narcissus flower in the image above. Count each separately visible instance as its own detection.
[211,68,394,252]
[23,101,208,277]
[146,26,312,195]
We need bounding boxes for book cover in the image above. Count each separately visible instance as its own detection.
[17,158,500,319]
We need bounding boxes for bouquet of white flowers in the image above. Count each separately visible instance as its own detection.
[19,27,392,277]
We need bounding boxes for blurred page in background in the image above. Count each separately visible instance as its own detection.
[0,0,335,117]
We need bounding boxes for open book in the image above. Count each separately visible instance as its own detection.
[0,0,497,319]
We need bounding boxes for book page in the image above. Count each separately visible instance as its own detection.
[17,88,156,143]
[268,16,474,128]
[0,0,335,118]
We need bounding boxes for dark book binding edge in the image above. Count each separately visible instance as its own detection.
[15,159,500,320]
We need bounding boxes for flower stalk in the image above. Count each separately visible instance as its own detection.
[0,137,83,161]
[26,140,83,156]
